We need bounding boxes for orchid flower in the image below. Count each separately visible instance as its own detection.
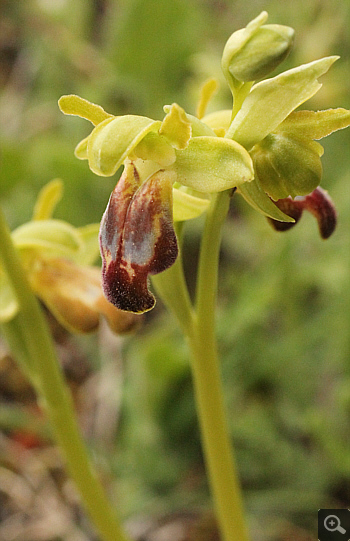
[0,179,139,333]
[59,11,350,314]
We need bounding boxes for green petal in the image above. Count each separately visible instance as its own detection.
[160,103,192,150]
[32,179,63,220]
[87,116,161,176]
[12,220,82,256]
[0,270,18,322]
[58,95,113,125]
[279,108,350,140]
[171,136,254,193]
[75,136,89,159]
[238,178,294,221]
[196,79,219,119]
[226,56,338,149]
[173,187,210,221]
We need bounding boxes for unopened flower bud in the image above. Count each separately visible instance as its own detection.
[222,12,294,88]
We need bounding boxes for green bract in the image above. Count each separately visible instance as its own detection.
[226,56,339,150]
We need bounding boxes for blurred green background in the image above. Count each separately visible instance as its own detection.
[0,0,349,539]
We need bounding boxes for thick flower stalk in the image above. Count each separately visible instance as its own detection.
[57,11,350,541]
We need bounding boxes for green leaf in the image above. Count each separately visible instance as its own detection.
[172,187,210,221]
[12,220,82,256]
[87,116,161,176]
[278,108,350,140]
[58,95,113,126]
[238,178,294,221]
[171,136,254,193]
[226,56,338,150]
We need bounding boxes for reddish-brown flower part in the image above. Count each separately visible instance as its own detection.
[268,186,337,239]
[99,162,178,313]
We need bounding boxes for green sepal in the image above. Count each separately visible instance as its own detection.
[278,108,350,140]
[0,270,18,323]
[58,95,113,125]
[170,136,254,193]
[173,186,210,221]
[12,220,82,256]
[86,116,161,176]
[252,133,323,200]
[226,56,338,150]
[238,178,294,221]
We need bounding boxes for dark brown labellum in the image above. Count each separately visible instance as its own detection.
[99,164,178,313]
[267,187,337,239]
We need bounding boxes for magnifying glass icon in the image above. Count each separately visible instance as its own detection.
[324,515,346,534]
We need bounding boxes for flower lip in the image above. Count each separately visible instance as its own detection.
[100,164,178,313]
[268,187,337,239]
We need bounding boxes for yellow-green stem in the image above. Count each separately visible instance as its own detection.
[190,190,250,541]
[230,82,254,123]
[0,206,130,541]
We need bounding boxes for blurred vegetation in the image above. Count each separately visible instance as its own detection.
[0,0,350,539]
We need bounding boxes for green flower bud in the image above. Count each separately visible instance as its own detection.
[251,132,323,200]
[222,12,294,89]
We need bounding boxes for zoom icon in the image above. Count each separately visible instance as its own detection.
[318,509,350,540]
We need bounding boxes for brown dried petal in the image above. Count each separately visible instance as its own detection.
[100,168,178,313]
